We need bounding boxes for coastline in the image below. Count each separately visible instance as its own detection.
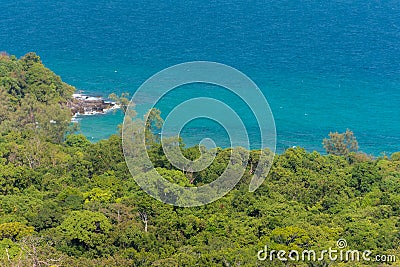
[69,92,120,122]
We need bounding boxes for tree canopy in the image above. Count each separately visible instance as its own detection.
[0,53,398,266]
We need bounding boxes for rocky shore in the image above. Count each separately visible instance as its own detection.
[68,93,119,117]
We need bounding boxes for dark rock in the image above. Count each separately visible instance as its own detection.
[68,94,117,115]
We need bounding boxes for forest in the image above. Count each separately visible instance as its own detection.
[0,53,399,266]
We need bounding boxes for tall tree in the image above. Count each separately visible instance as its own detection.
[323,129,359,156]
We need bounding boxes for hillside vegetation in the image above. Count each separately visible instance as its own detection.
[0,54,399,266]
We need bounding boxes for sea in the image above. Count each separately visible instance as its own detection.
[1,0,399,155]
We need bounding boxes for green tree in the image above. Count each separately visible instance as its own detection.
[145,108,163,145]
[108,92,131,115]
[323,129,359,156]
[58,210,112,255]
[0,222,34,242]
[0,52,74,142]
[64,133,91,149]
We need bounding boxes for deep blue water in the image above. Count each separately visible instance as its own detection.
[1,0,399,155]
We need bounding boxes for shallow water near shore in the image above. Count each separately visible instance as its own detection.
[2,0,399,155]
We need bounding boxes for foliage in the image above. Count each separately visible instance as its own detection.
[323,129,359,157]
[0,54,398,266]
[0,222,34,242]
[0,52,74,143]
[108,92,131,115]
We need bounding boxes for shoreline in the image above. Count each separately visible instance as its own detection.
[69,92,120,122]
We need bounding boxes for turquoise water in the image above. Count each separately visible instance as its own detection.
[1,0,399,154]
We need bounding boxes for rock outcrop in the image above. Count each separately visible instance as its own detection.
[68,93,118,116]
